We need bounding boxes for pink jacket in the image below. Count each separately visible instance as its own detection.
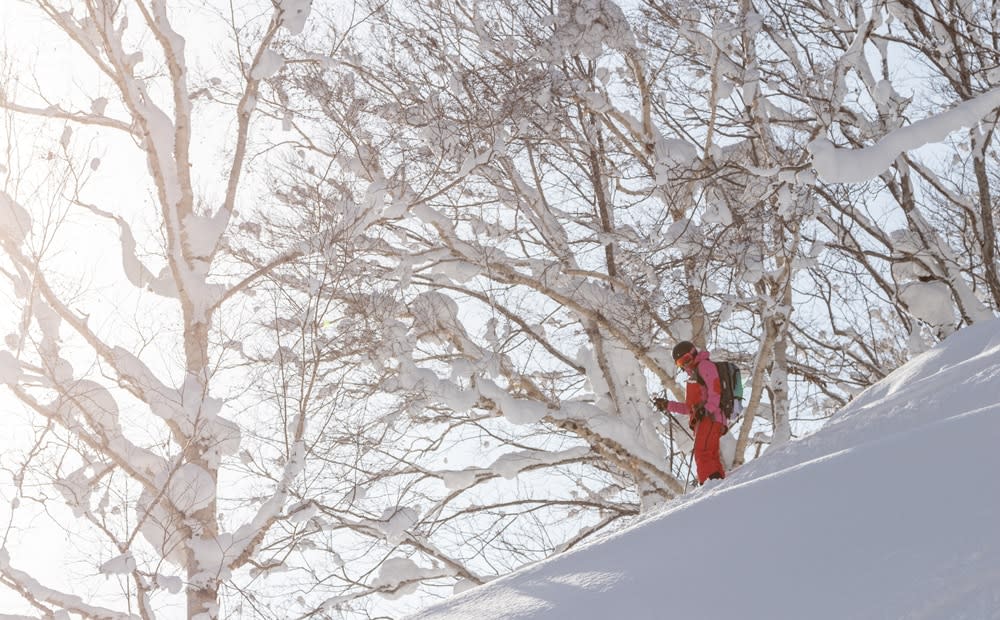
[666,350,725,425]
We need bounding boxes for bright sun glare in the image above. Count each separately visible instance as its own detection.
[0,4,187,615]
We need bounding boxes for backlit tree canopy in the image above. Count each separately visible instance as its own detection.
[0,0,995,617]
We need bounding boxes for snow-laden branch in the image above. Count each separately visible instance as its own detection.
[208,247,306,314]
[6,380,165,489]
[0,548,139,620]
[408,200,676,387]
[5,248,186,434]
[74,200,178,297]
[438,447,592,491]
[809,87,1000,183]
[192,436,307,582]
[274,0,313,35]
[309,562,455,617]
[0,99,135,135]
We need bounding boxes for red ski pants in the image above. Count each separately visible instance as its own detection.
[693,417,726,484]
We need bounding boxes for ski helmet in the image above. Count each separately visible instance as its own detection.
[672,341,697,367]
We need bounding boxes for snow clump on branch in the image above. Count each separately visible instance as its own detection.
[277,0,312,35]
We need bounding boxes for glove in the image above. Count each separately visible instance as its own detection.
[690,405,705,430]
[652,397,670,412]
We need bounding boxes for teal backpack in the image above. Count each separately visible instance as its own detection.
[694,360,744,420]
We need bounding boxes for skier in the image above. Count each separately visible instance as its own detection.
[653,341,727,485]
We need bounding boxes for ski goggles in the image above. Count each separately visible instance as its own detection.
[675,350,696,368]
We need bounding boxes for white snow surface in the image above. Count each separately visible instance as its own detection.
[409,318,1000,620]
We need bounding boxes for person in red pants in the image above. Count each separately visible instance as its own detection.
[654,341,727,485]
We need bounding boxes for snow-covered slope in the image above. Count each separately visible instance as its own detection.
[410,319,1000,620]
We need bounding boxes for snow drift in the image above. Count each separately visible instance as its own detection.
[410,319,1000,620]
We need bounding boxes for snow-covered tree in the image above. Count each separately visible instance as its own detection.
[0,1,349,617]
[261,0,819,601]
[266,0,998,608]
[1,0,996,616]
[795,0,999,349]
[271,2,1000,604]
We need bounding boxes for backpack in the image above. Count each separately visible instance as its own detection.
[695,360,744,421]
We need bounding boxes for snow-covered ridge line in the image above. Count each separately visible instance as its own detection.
[407,318,1000,620]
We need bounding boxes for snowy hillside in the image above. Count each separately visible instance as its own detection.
[410,319,1000,620]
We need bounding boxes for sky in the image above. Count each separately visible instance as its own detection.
[407,316,1000,620]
